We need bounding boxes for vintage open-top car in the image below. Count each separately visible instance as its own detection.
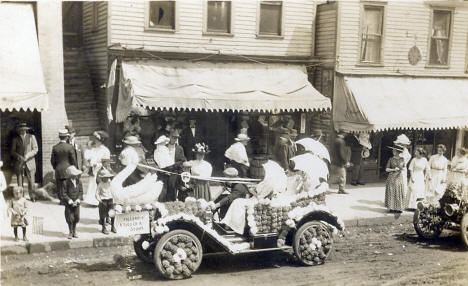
[112,182,344,280]
[413,181,468,248]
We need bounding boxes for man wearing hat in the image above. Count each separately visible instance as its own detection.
[333,130,351,194]
[288,128,298,159]
[225,133,251,178]
[165,130,187,201]
[213,167,250,219]
[180,115,203,160]
[120,135,148,187]
[10,123,39,201]
[66,126,85,171]
[275,127,292,171]
[51,129,78,202]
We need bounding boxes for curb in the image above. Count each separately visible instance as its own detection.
[1,215,414,256]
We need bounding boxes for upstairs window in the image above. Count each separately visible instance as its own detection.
[259,1,283,36]
[206,1,231,34]
[148,1,176,31]
[428,9,452,66]
[360,5,384,64]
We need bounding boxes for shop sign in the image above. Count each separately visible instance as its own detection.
[114,212,150,235]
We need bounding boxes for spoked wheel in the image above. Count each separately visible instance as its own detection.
[413,208,443,239]
[133,234,156,264]
[460,213,468,249]
[293,221,334,266]
[154,230,203,280]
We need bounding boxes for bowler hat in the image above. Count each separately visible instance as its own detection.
[223,167,239,178]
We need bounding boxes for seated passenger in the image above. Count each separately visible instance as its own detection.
[213,168,250,219]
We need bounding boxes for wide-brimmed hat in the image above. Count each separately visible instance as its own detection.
[193,142,210,154]
[65,125,76,134]
[234,133,250,142]
[66,165,82,177]
[98,168,114,178]
[394,134,411,146]
[154,135,170,145]
[122,135,141,145]
[17,122,30,130]
[93,131,109,142]
[223,167,239,178]
[388,146,404,153]
[169,129,180,138]
[58,129,70,137]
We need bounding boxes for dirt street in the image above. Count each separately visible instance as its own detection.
[2,222,467,286]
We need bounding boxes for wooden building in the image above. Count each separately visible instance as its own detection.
[314,0,468,182]
[81,1,333,173]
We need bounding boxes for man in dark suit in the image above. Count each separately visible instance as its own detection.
[213,167,250,219]
[333,130,351,194]
[275,127,293,171]
[65,126,85,171]
[164,130,187,201]
[179,116,203,160]
[51,129,77,201]
[11,123,39,202]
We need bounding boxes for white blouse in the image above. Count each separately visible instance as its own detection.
[186,160,212,179]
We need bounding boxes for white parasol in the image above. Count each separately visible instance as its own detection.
[290,153,329,182]
[254,160,287,198]
[295,138,331,162]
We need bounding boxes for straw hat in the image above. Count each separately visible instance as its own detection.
[17,122,30,131]
[154,135,170,145]
[388,146,404,153]
[394,134,411,146]
[66,165,82,177]
[58,129,69,137]
[65,125,76,134]
[234,133,250,142]
[123,135,141,145]
[223,167,239,178]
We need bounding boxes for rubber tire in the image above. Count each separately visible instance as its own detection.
[133,234,156,264]
[293,221,333,266]
[460,213,468,249]
[413,209,442,239]
[154,229,203,280]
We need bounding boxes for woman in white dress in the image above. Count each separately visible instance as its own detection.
[183,143,212,201]
[406,147,430,210]
[83,131,110,206]
[427,144,448,200]
[447,148,468,185]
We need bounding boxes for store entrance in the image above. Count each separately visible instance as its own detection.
[0,110,42,186]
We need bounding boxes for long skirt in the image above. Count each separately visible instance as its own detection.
[84,175,99,206]
[385,171,405,211]
[193,180,211,201]
[221,198,256,235]
[405,171,425,209]
[427,169,446,200]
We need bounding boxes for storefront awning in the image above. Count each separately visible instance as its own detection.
[114,60,331,122]
[0,3,48,112]
[333,75,468,132]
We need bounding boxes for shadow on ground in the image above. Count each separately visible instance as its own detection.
[394,231,466,252]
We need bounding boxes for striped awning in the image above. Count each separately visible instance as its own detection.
[333,75,468,132]
[0,3,48,112]
[113,60,331,122]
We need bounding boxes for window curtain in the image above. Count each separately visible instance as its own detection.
[432,12,450,65]
[361,9,382,62]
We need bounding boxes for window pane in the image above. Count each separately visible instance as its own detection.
[360,6,383,63]
[361,38,381,63]
[429,10,451,65]
[207,1,231,33]
[259,2,282,35]
[362,7,382,35]
[149,1,175,29]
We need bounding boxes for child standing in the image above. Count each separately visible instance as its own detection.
[8,186,28,242]
[63,165,83,239]
[96,168,116,235]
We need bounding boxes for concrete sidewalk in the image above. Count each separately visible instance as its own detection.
[1,183,413,255]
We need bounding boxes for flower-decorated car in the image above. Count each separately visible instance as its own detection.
[413,181,468,248]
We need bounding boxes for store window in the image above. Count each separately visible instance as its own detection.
[258,1,283,37]
[360,5,384,64]
[428,9,452,66]
[147,1,176,31]
[206,1,232,34]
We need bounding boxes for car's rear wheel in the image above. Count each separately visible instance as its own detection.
[133,234,156,264]
[154,230,203,280]
[293,221,333,266]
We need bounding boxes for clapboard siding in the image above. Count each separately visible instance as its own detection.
[337,0,468,76]
[82,1,108,127]
[108,0,316,57]
[83,1,108,87]
[315,2,337,60]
